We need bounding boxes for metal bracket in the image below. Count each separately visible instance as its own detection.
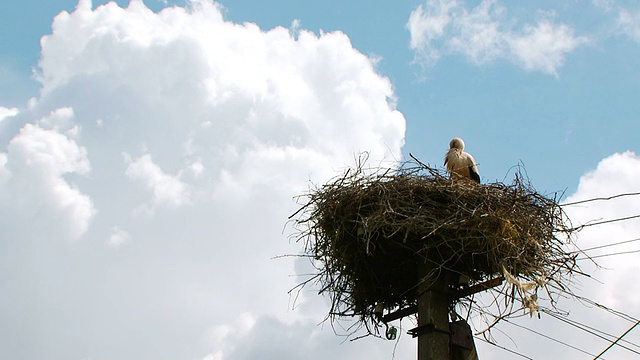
[381,305,418,323]
[407,323,450,338]
[450,276,504,300]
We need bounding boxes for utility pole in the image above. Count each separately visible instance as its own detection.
[401,265,498,360]
[416,264,451,360]
[384,267,501,360]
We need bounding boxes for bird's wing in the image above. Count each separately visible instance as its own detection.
[464,152,480,183]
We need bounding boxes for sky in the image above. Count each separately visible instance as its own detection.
[1,0,640,359]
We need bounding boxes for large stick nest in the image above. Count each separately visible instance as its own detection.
[291,156,579,335]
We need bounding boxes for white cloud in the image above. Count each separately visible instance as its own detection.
[0,119,95,240]
[592,1,640,45]
[407,0,588,75]
[407,0,458,66]
[0,1,405,359]
[508,20,586,75]
[38,106,74,131]
[125,153,191,215]
[0,106,19,122]
[203,312,257,360]
[446,0,506,64]
[564,151,640,273]
[106,225,131,247]
[617,7,640,42]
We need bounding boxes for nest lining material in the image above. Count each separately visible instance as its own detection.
[292,160,577,327]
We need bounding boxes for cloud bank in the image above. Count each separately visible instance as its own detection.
[0,1,407,359]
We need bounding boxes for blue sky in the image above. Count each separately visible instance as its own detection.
[1,1,640,359]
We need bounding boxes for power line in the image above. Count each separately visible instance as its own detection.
[540,305,640,352]
[503,318,597,357]
[472,294,640,359]
[593,320,640,359]
[544,283,639,324]
[577,248,640,260]
[569,214,640,232]
[545,311,618,345]
[544,310,640,357]
[575,237,640,253]
[569,291,639,323]
[572,236,640,260]
[475,336,533,359]
[473,286,640,359]
[562,192,640,207]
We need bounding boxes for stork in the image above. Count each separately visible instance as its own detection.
[444,137,480,183]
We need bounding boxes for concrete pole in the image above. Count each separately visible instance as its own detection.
[417,264,451,360]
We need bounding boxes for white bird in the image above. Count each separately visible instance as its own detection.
[444,137,480,183]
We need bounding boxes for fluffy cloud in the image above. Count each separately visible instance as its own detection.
[407,0,588,75]
[508,21,586,74]
[0,1,405,359]
[0,109,95,240]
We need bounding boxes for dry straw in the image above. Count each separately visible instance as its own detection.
[290,155,581,337]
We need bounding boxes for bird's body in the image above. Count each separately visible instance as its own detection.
[444,137,480,183]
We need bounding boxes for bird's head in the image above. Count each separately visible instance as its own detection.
[450,137,465,150]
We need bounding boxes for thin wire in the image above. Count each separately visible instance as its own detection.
[544,311,640,356]
[569,214,640,232]
[475,336,534,359]
[575,237,640,253]
[562,192,640,207]
[593,320,640,359]
[540,305,640,351]
[544,310,616,340]
[543,283,639,324]
[577,248,640,260]
[566,290,639,323]
[503,318,597,357]
[577,318,640,351]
